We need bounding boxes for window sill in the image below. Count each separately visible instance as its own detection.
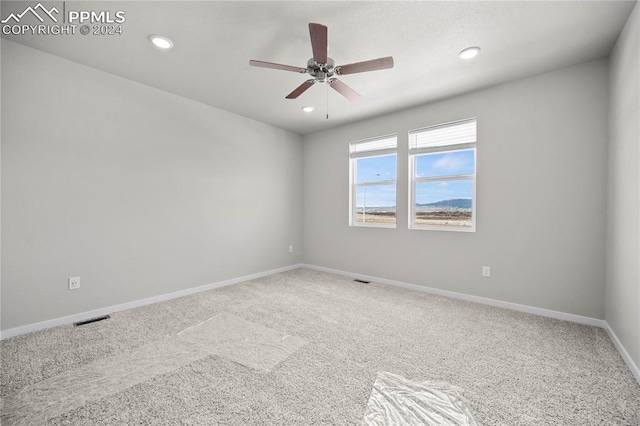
[409,225,476,232]
[350,223,397,229]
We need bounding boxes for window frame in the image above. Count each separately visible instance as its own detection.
[408,119,477,232]
[349,134,398,228]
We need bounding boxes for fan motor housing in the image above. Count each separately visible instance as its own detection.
[307,57,335,83]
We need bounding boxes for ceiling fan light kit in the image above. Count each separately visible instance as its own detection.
[249,23,394,101]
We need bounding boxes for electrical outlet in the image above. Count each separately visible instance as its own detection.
[68,276,81,290]
[289,245,294,253]
[482,266,491,278]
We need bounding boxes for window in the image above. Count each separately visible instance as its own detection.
[349,135,397,227]
[409,118,476,231]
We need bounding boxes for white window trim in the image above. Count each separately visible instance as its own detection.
[349,135,398,228]
[408,119,477,232]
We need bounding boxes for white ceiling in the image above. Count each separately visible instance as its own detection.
[2,1,636,135]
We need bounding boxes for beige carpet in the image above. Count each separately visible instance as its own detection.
[1,268,639,425]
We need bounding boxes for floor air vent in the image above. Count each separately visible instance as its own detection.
[354,279,371,284]
[74,315,110,326]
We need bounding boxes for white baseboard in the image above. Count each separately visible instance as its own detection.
[3,262,638,387]
[0,263,304,340]
[603,322,640,384]
[301,264,605,327]
[301,263,640,385]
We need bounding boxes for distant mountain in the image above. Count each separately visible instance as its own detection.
[417,199,472,209]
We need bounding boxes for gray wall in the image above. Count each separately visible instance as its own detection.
[1,40,302,330]
[303,59,609,319]
[607,4,640,370]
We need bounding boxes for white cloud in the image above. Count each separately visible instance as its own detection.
[433,154,467,172]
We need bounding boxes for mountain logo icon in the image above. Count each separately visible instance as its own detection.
[1,3,59,24]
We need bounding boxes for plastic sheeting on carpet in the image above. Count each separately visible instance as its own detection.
[177,312,306,372]
[2,313,305,425]
[363,372,478,426]
[1,337,209,425]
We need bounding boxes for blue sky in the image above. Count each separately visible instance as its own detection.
[355,154,397,207]
[355,150,475,207]
[356,154,396,183]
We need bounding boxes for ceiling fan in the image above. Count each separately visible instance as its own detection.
[249,23,394,101]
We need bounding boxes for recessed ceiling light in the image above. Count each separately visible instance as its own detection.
[302,106,314,113]
[149,35,173,49]
[459,46,480,60]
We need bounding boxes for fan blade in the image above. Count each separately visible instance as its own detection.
[336,56,394,75]
[309,23,328,64]
[286,80,316,99]
[249,60,306,73]
[329,79,360,101]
